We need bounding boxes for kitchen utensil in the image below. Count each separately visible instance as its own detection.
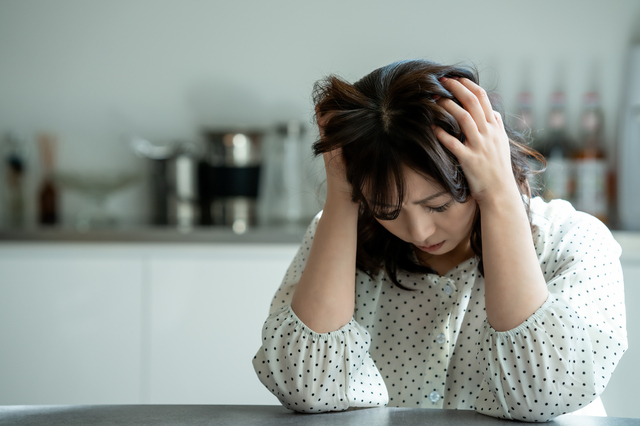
[130,137,201,229]
[55,171,140,230]
[260,121,306,225]
[200,130,263,233]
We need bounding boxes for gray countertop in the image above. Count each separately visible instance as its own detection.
[0,225,308,244]
[0,405,637,426]
[1,227,640,262]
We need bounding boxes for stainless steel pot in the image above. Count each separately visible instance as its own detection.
[200,130,263,233]
[130,137,200,229]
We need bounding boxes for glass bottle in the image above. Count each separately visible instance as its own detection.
[514,91,544,197]
[573,92,609,223]
[514,92,535,135]
[540,92,575,202]
[260,121,306,226]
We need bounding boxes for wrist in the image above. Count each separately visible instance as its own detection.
[325,184,359,206]
[324,192,360,214]
[475,182,523,213]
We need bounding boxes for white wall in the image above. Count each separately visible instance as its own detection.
[1,0,640,225]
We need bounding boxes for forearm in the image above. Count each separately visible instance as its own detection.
[478,187,549,331]
[290,195,360,333]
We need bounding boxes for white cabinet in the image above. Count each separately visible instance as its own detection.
[0,245,143,404]
[0,242,298,405]
[600,262,640,419]
[146,244,297,404]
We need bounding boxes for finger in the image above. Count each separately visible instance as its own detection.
[439,77,491,133]
[436,97,482,143]
[432,124,469,160]
[493,110,503,126]
[456,78,497,125]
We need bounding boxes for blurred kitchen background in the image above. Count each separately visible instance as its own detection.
[1,0,640,419]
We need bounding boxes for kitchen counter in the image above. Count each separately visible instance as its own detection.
[0,405,637,426]
[1,227,639,260]
[0,224,637,244]
[0,224,308,244]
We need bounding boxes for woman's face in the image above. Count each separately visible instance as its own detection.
[368,165,477,271]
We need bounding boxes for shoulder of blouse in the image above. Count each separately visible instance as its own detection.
[528,196,621,259]
[300,210,324,240]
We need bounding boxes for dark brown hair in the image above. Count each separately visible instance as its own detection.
[312,59,545,290]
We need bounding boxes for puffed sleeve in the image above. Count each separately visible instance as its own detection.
[473,199,627,422]
[252,211,389,412]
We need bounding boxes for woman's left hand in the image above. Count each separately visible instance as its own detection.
[432,77,519,205]
[433,78,549,333]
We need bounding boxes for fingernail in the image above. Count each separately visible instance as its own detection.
[430,124,436,130]
[433,95,441,100]
[438,77,447,82]
[452,76,460,80]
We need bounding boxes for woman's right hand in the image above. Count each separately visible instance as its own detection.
[291,109,360,334]
[316,108,355,204]
[323,148,354,203]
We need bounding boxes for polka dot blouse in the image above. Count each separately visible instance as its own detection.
[252,197,627,422]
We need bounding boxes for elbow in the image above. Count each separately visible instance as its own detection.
[474,381,596,422]
[253,354,349,413]
[504,389,599,422]
[505,405,560,423]
[476,400,561,423]
[266,384,349,413]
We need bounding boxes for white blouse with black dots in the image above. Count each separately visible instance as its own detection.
[252,196,627,422]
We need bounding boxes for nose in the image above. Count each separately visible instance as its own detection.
[406,212,435,244]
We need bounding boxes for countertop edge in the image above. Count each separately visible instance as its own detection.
[0,229,639,262]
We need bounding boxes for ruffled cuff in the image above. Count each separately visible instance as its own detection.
[474,296,600,421]
[253,305,388,413]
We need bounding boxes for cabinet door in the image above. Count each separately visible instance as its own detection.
[147,244,298,404]
[0,245,143,404]
[600,262,640,419]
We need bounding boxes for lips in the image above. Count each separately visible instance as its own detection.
[417,241,445,253]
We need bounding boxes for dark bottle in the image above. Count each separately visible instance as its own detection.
[37,134,58,225]
[3,132,27,228]
[39,179,57,224]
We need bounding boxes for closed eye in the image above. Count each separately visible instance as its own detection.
[425,202,450,213]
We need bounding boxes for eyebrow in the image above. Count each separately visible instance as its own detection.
[367,191,448,207]
[411,191,448,205]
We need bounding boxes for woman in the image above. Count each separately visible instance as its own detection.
[252,60,626,421]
